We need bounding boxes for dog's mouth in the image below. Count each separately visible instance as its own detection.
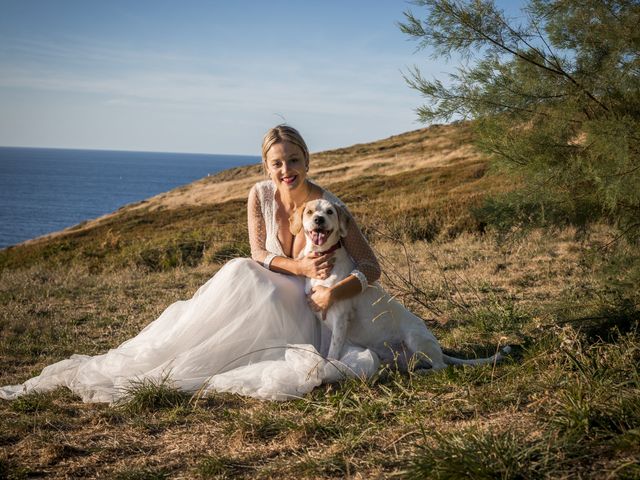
[310,228,333,246]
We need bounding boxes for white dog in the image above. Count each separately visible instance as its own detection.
[290,198,508,370]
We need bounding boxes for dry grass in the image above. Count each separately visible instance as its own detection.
[7,122,498,256]
[1,227,638,479]
[1,122,638,478]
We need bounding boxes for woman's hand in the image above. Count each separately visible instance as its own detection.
[307,285,333,320]
[297,252,335,279]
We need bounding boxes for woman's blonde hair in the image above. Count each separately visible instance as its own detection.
[261,125,309,172]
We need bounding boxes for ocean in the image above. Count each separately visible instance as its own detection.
[0,147,259,249]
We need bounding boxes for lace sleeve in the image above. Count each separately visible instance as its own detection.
[248,184,274,267]
[341,204,381,285]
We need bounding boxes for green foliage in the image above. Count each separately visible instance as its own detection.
[463,295,531,336]
[209,241,251,264]
[137,237,207,271]
[400,0,640,242]
[547,332,640,442]
[198,455,252,478]
[115,375,190,415]
[10,391,55,414]
[408,330,640,479]
[472,188,602,236]
[408,428,548,480]
[10,388,79,414]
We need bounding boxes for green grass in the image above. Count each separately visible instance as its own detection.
[198,455,255,478]
[408,427,548,480]
[115,375,192,416]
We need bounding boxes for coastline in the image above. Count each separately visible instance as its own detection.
[0,148,260,250]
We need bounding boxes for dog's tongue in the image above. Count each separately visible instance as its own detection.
[311,230,328,246]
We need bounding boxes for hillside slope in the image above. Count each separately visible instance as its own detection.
[0,122,512,271]
[1,123,638,479]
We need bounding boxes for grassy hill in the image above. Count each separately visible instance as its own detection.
[0,122,511,272]
[1,122,638,479]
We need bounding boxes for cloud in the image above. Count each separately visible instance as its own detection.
[0,35,421,118]
[0,31,433,152]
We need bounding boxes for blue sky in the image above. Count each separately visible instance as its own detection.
[0,0,526,155]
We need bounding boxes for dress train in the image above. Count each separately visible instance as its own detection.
[0,258,379,403]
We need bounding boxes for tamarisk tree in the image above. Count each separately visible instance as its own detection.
[400,0,640,239]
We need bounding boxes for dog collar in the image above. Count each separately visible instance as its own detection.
[322,240,342,254]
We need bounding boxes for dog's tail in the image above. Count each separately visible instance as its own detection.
[442,345,511,366]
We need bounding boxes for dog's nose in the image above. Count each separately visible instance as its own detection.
[313,216,325,225]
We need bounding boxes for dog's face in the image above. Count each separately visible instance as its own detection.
[290,199,349,252]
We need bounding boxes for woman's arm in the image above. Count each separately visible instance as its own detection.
[269,253,334,278]
[247,184,273,266]
[340,206,381,286]
[307,275,362,319]
[247,184,334,278]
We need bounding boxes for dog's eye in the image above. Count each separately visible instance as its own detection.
[327,209,334,215]
[305,209,312,215]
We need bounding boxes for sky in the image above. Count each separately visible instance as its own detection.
[0,0,526,155]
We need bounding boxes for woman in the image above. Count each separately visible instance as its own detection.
[0,125,381,403]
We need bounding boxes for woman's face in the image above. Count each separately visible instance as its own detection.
[264,141,308,191]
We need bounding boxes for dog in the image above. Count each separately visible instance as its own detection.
[290,198,509,371]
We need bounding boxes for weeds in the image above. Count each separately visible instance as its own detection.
[10,391,56,414]
[197,455,255,478]
[138,238,207,271]
[115,375,191,415]
[546,332,640,443]
[408,427,548,480]
[458,295,530,344]
[209,241,251,264]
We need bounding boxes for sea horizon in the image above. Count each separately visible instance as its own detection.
[0,146,259,249]
[0,144,253,157]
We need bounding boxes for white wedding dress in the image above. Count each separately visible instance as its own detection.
[0,181,382,403]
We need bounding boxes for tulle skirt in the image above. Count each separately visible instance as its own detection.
[0,258,379,403]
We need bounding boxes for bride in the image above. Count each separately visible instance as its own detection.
[0,125,383,403]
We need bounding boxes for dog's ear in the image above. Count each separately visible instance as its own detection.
[336,205,350,238]
[289,204,305,235]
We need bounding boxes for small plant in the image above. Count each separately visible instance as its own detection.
[137,238,207,271]
[10,391,55,414]
[115,374,190,415]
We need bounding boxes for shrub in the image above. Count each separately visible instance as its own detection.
[209,242,251,264]
[137,238,207,271]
